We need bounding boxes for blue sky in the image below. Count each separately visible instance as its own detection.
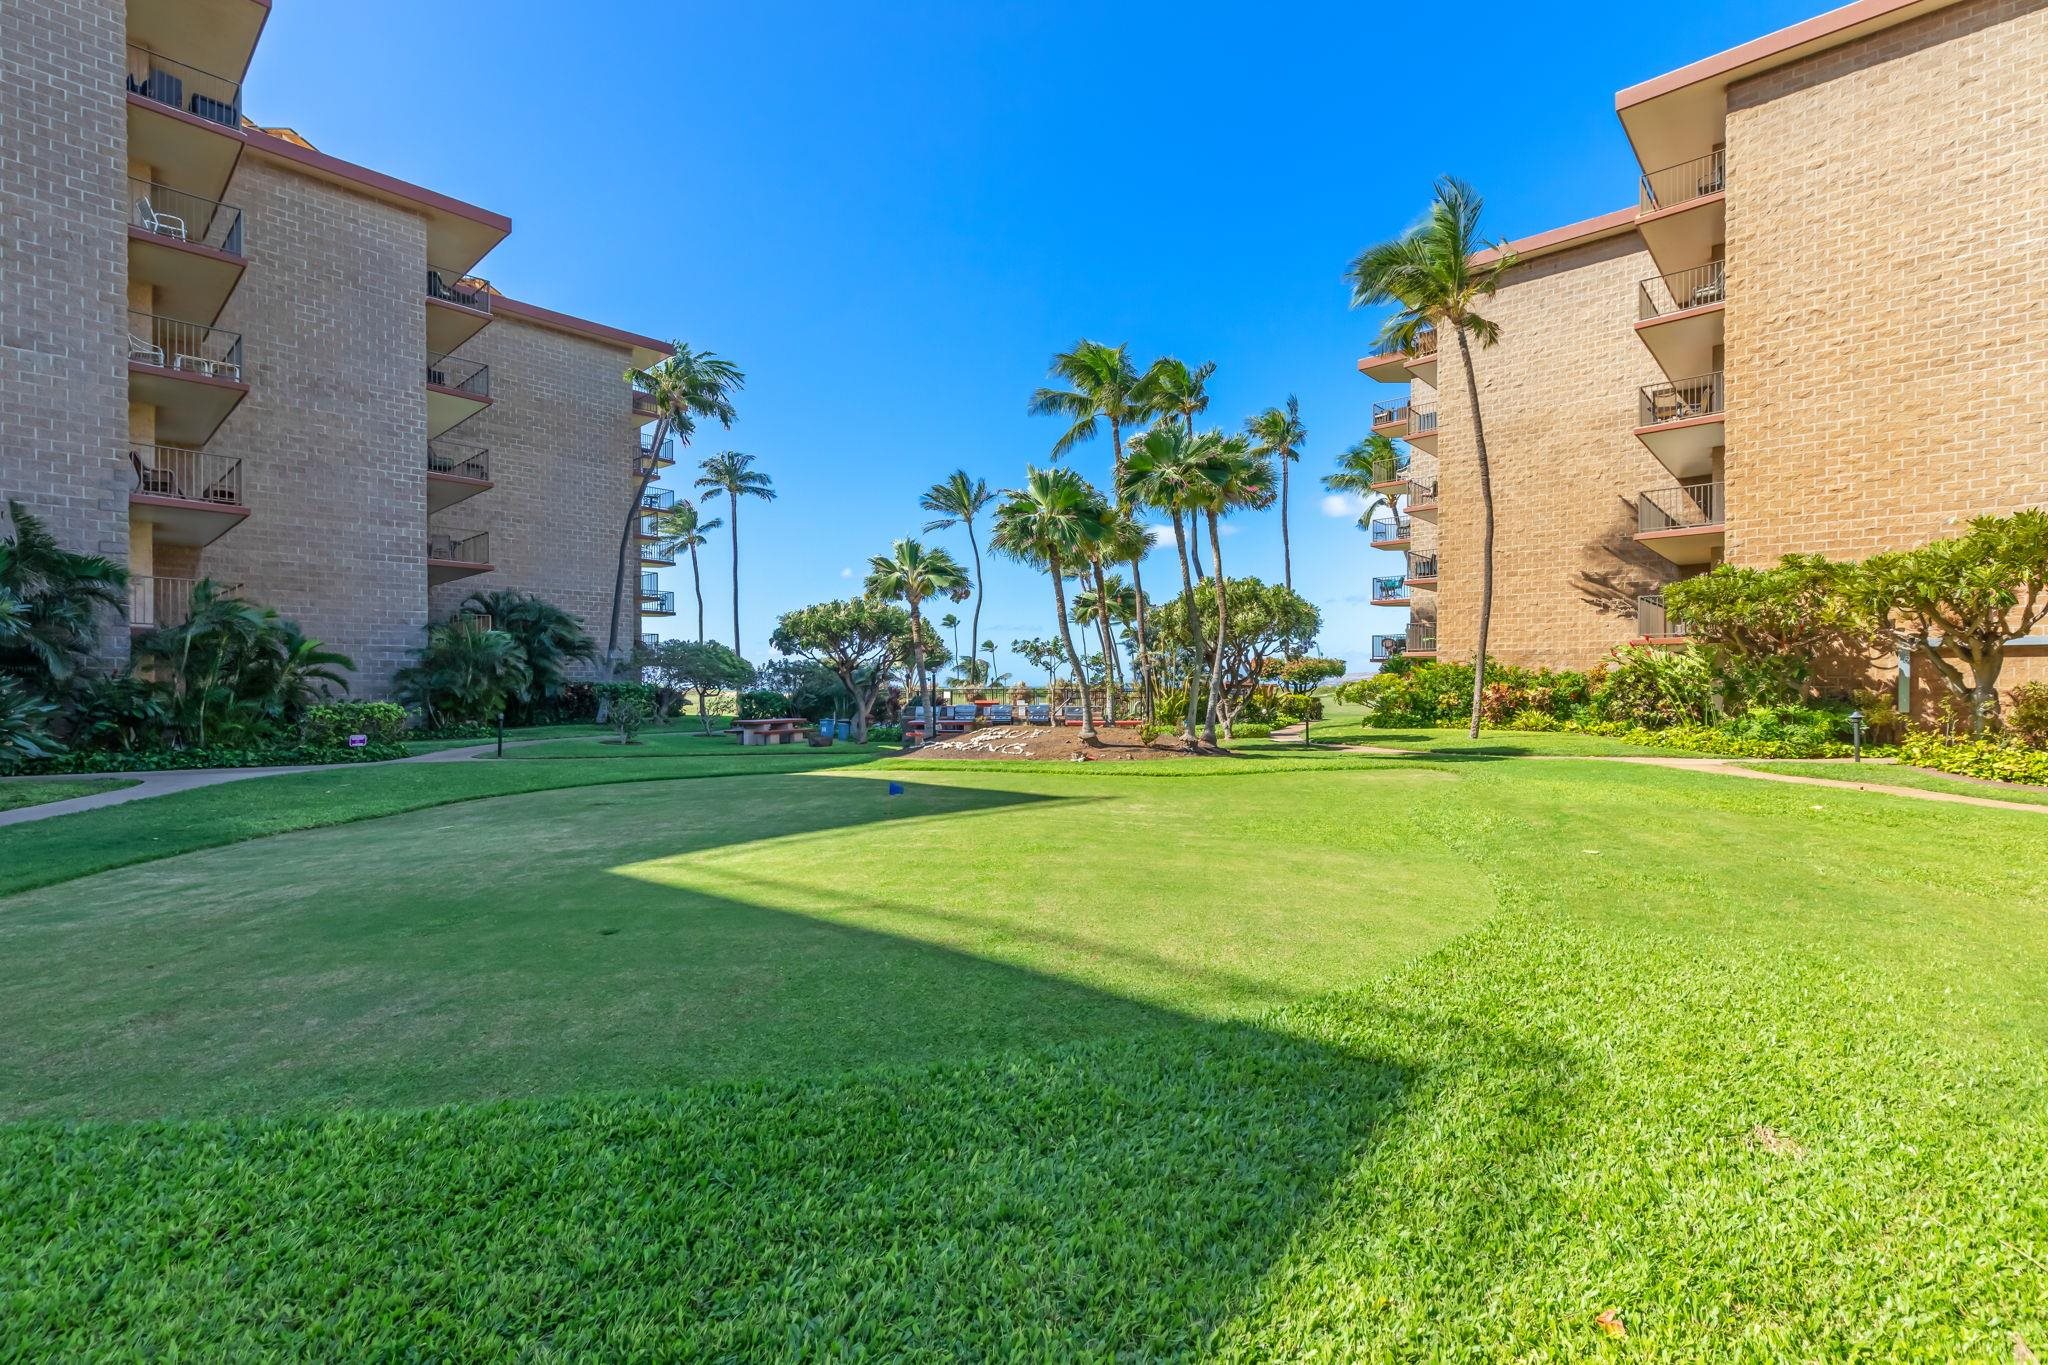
[250,0,1826,676]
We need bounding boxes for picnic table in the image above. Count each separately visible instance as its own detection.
[732,716,808,746]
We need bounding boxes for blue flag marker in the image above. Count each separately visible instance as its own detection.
[887,781,905,797]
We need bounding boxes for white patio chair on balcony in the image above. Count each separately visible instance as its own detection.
[129,334,166,367]
[174,354,240,382]
[136,197,187,241]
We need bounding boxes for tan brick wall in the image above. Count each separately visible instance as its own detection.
[1429,231,1681,669]
[1724,0,2048,566]
[194,158,432,695]
[425,314,642,667]
[0,0,132,660]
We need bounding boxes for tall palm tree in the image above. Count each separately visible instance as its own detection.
[1193,435,1272,743]
[1093,509,1153,719]
[1323,433,1409,540]
[649,500,721,641]
[992,467,1111,742]
[1245,396,1308,592]
[1348,177,1514,737]
[940,611,962,678]
[694,451,776,657]
[1120,426,1224,743]
[919,470,993,683]
[1139,357,1217,575]
[613,345,743,669]
[865,538,970,746]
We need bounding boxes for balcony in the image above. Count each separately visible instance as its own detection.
[124,45,243,202]
[1636,149,1725,278]
[127,310,247,445]
[638,432,676,471]
[1367,453,1412,493]
[640,538,678,568]
[1370,575,1410,607]
[641,487,676,512]
[426,354,491,438]
[129,575,201,632]
[1370,634,1406,663]
[642,588,677,618]
[1405,478,1440,520]
[1635,482,1725,567]
[1407,553,1439,586]
[1636,261,1725,380]
[640,633,660,650]
[128,445,247,547]
[1634,371,1723,479]
[427,529,492,585]
[128,178,245,324]
[1405,622,1437,657]
[1404,328,1439,387]
[1356,327,1436,385]
[1405,405,1439,452]
[426,441,492,513]
[1370,401,1410,435]
[631,388,661,423]
[1636,593,1688,644]
[1369,518,1410,550]
[426,269,494,353]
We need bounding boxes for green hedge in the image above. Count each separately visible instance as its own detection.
[303,702,407,748]
[1501,714,1877,760]
[19,743,409,775]
[1899,732,2048,784]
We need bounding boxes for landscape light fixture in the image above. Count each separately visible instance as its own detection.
[1848,709,1864,763]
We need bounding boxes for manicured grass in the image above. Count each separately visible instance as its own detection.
[1258,698,1680,756]
[1743,759,2048,806]
[401,721,617,754]
[0,778,136,812]
[3,756,2045,1354]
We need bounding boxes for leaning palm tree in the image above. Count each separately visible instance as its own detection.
[1139,357,1218,575]
[1348,177,1514,737]
[992,467,1111,742]
[864,538,970,746]
[648,500,721,641]
[1119,426,1224,743]
[919,471,993,683]
[694,451,776,657]
[1323,433,1409,541]
[612,346,744,670]
[1245,396,1308,592]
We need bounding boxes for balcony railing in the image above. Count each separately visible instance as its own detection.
[644,590,676,615]
[1639,482,1725,534]
[428,530,490,564]
[1408,553,1439,580]
[1370,634,1405,663]
[125,45,241,129]
[128,178,243,255]
[641,541,677,566]
[641,487,675,511]
[130,445,241,504]
[129,575,200,630]
[1371,401,1410,430]
[639,571,662,598]
[1406,328,1437,360]
[1638,594,1687,639]
[427,354,490,398]
[1369,518,1409,544]
[1407,407,1438,439]
[128,309,243,381]
[427,269,492,312]
[632,388,660,419]
[1406,622,1437,654]
[1638,371,1723,428]
[427,441,491,480]
[1369,453,1412,485]
[1406,478,1439,511]
[640,633,660,649]
[638,512,666,540]
[1639,261,1725,319]
[1371,575,1408,601]
[1640,148,1725,213]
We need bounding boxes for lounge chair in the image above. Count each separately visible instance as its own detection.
[129,450,175,495]
[136,197,187,241]
[1026,704,1052,725]
[130,334,166,367]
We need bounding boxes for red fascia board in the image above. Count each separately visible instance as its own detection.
[492,297,670,356]
[1473,206,1639,266]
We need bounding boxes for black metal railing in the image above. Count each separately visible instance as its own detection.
[1640,148,1725,213]
[427,354,490,398]
[1639,482,1725,534]
[1370,453,1412,485]
[1371,634,1405,662]
[641,541,677,566]
[640,632,659,649]
[428,530,490,564]
[128,309,243,380]
[641,487,676,511]
[129,576,202,630]
[427,269,492,312]
[631,389,660,419]
[1639,260,1725,319]
[130,445,242,504]
[639,571,663,598]
[1372,575,1408,602]
[1408,553,1439,580]
[1638,371,1723,428]
[644,590,676,615]
[1369,518,1409,544]
[128,177,243,255]
[1371,401,1410,430]
[125,45,241,129]
[427,442,491,480]
[1406,478,1439,511]
[1637,594,1686,638]
[1408,406,1439,439]
[1405,622,1437,654]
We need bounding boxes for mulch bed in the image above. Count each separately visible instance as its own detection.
[902,725,1230,762]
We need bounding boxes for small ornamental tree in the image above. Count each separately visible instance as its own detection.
[1661,555,1867,707]
[652,639,753,733]
[1150,577,1320,733]
[1277,656,1347,694]
[769,598,913,743]
[1855,511,2048,734]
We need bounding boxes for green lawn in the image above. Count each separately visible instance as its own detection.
[1263,698,1680,756]
[401,721,620,754]
[0,778,137,812]
[3,750,2045,1356]
[1744,759,2048,806]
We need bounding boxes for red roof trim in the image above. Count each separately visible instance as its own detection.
[1474,206,1638,265]
[242,127,511,233]
[1615,0,1948,108]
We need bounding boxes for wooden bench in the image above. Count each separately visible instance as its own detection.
[732,717,809,747]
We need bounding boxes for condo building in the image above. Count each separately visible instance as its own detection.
[1358,0,2048,710]
[2,0,676,694]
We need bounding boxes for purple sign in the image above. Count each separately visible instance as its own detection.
[348,734,368,748]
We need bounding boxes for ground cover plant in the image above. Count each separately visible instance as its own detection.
[1,752,2044,1355]
[0,778,136,812]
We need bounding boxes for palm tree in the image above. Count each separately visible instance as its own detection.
[1119,426,1222,743]
[865,538,970,746]
[1348,177,1514,737]
[648,500,721,641]
[613,346,744,669]
[393,616,532,727]
[992,467,1111,742]
[694,451,776,657]
[1139,358,1218,576]
[1245,397,1308,592]
[1193,435,1272,743]
[920,471,993,682]
[248,621,354,725]
[460,589,596,718]
[0,500,127,691]
[940,611,962,679]
[1324,433,1409,540]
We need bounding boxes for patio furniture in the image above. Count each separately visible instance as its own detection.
[136,197,187,241]
[176,354,240,381]
[987,704,1014,724]
[1027,704,1052,725]
[1059,706,1084,726]
[733,717,808,747]
[189,93,238,128]
[130,334,166,367]
[129,450,175,495]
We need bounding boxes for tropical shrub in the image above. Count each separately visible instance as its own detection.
[739,689,791,720]
[1230,723,1273,739]
[2004,682,2048,750]
[0,678,63,772]
[0,501,126,697]
[1662,556,1866,708]
[610,695,652,743]
[1592,646,1713,727]
[1274,693,1323,723]
[302,701,407,748]
[460,590,596,723]
[60,674,171,752]
[1498,714,1867,760]
[1899,730,2048,784]
[392,617,531,726]
[866,723,903,744]
[19,741,407,774]
[133,582,353,746]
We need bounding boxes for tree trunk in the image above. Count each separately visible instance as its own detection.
[729,498,743,658]
[967,516,984,695]
[1091,560,1119,723]
[1130,555,1155,722]
[1050,555,1097,741]
[608,417,668,674]
[689,542,705,641]
[1204,508,1227,745]
[1280,457,1292,592]
[1455,328,1496,741]
[907,599,926,748]
[1170,508,1207,743]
